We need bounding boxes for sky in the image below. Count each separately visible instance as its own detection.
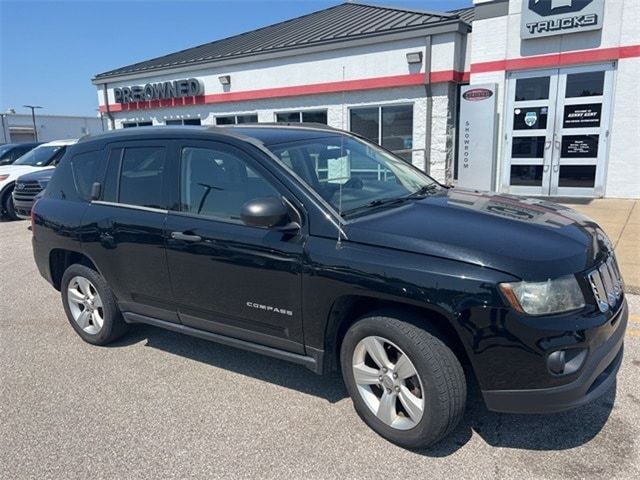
[0,0,472,117]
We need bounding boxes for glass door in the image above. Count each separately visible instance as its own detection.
[503,64,614,197]
[502,69,559,196]
[549,64,614,196]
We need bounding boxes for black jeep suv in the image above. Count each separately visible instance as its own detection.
[31,125,627,448]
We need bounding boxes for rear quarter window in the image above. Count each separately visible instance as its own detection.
[71,150,108,200]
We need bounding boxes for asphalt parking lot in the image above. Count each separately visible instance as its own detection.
[1,219,639,480]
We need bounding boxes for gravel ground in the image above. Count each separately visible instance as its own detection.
[1,219,639,479]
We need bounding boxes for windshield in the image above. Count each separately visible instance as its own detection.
[14,145,65,166]
[0,145,14,158]
[266,134,440,216]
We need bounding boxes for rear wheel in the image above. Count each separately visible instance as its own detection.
[340,312,466,449]
[61,264,128,345]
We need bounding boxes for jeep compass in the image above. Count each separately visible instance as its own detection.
[31,125,627,448]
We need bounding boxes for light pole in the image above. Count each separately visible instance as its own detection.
[23,105,43,142]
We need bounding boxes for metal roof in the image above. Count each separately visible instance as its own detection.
[94,1,473,81]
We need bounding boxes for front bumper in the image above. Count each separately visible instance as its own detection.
[482,300,627,414]
[13,198,33,219]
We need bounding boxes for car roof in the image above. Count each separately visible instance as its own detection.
[77,124,343,147]
[1,142,41,148]
[40,139,79,147]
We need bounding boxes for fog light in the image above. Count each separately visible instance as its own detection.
[547,348,587,375]
[547,350,566,374]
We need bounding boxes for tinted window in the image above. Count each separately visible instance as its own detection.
[183,119,201,126]
[515,77,550,101]
[119,147,167,208]
[350,107,379,143]
[71,150,107,200]
[301,111,327,124]
[381,105,413,151]
[236,114,258,124]
[276,112,300,123]
[565,71,604,97]
[102,148,122,202]
[179,145,280,221]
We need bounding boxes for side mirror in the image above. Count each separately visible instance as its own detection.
[241,196,298,230]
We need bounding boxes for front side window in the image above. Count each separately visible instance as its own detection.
[117,146,167,208]
[14,145,66,166]
[267,134,438,217]
[179,145,280,221]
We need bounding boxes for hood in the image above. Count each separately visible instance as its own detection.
[345,188,611,280]
[0,165,47,186]
[15,167,55,183]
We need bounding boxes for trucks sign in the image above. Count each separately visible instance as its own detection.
[521,0,604,39]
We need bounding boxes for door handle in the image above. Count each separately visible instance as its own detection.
[171,231,202,242]
[544,139,552,150]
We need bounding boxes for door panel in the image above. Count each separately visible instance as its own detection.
[82,141,177,322]
[502,69,559,196]
[550,64,614,197]
[164,140,305,353]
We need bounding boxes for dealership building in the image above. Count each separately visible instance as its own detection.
[94,0,639,199]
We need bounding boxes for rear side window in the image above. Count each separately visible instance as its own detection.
[102,146,167,209]
[71,151,107,200]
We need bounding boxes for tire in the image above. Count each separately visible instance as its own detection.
[3,187,17,220]
[61,264,128,345]
[340,312,466,449]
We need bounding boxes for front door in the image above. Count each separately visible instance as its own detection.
[502,63,614,197]
[164,140,305,354]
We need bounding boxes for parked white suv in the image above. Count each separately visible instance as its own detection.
[0,139,78,219]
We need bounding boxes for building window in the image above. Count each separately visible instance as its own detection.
[121,121,153,128]
[350,105,413,162]
[165,119,202,126]
[275,110,327,124]
[215,114,258,125]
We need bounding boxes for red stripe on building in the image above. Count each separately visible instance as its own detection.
[471,45,640,74]
[99,70,468,112]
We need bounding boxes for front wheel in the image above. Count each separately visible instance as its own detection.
[340,313,466,449]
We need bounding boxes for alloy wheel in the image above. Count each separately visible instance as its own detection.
[67,276,104,335]
[352,336,425,430]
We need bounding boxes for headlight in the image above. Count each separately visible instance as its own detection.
[499,275,585,315]
[0,174,9,182]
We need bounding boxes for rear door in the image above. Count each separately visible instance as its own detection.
[164,139,305,353]
[82,140,177,322]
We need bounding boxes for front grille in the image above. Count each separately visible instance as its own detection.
[587,255,624,312]
[13,181,43,201]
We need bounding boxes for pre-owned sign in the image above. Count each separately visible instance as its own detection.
[114,78,204,104]
[521,0,604,39]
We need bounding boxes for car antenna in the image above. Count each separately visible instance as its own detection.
[336,65,346,250]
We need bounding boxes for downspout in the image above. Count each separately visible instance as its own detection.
[102,83,115,130]
[423,35,432,176]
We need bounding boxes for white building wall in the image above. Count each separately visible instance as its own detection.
[470,0,640,198]
[4,114,104,143]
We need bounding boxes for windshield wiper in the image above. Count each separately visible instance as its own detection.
[341,196,411,217]
[407,183,440,198]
